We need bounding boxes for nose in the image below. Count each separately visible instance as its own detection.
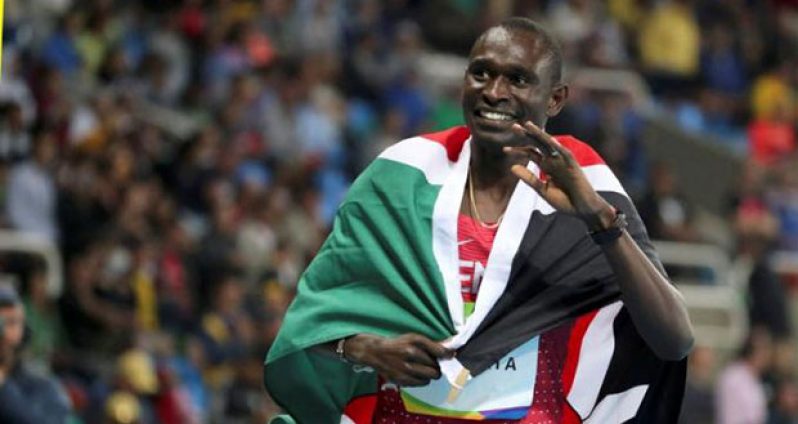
[483,76,510,104]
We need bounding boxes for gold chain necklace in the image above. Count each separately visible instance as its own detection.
[468,167,505,230]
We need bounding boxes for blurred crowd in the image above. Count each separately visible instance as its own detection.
[0,0,795,423]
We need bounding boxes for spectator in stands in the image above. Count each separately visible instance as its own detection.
[638,162,700,242]
[547,0,600,64]
[59,245,135,353]
[237,192,277,286]
[0,54,38,128]
[22,261,65,372]
[99,348,160,423]
[0,103,32,162]
[196,273,254,392]
[103,391,143,424]
[223,356,277,423]
[0,283,73,424]
[5,127,59,241]
[679,345,716,424]
[39,12,82,76]
[748,59,797,165]
[733,183,793,341]
[769,379,798,424]
[716,329,772,424]
[729,160,771,220]
[747,101,796,166]
[749,61,796,124]
[700,22,748,96]
[638,0,700,96]
[156,220,197,333]
[768,162,798,251]
[76,6,116,78]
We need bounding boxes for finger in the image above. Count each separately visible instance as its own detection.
[411,335,456,359]
[502,146,544,164]
[511,164,546,192]
[511,122,556,156]
[521,121,566,158]
[397,377,429,387]
[401,345,438,368]
[392,373,429,387]
[404,363,441,381]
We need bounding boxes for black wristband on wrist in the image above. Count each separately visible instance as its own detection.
[589,210,628,246]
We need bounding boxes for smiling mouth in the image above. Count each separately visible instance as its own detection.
[475,109,515,122]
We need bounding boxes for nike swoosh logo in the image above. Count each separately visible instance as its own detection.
[458,239,474,246]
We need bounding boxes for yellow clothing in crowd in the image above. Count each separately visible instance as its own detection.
[750,73,796,121]
[638,2,700,76]
[133,269,159,331]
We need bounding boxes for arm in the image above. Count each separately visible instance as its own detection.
[594,209,694,360]
[506,122,694,361]
[313,333,454,386]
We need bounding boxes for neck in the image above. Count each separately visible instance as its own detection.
[469,139,525,195]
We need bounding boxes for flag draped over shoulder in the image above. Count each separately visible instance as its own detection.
[264,126,686,424]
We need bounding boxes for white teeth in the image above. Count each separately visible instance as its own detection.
[481,111,513,121]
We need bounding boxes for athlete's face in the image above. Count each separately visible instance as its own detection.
[462,28,567,148]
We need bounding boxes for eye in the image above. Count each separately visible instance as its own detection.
[469,66,489,82]
[510,73,530,86]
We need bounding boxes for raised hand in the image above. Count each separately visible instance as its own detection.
[503,121,614,229]
[344,333,455,387]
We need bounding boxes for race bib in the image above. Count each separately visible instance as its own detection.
[400,337,539,420]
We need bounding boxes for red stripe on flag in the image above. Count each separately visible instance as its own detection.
[562,399,583,424]
[417,128,601,168]
[536,136,604,182]
[561,310,600,396]
[554,135,605,167]
[342,394,378,424]
[419,126,471,162]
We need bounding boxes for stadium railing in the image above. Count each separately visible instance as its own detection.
[652,240,748,351]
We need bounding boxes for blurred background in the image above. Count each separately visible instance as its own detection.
[0,0,796,423]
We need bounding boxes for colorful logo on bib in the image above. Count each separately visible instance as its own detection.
[400,337,539,420]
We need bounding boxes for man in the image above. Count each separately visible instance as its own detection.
[265,17,693,423]
[0,283,73,424]
[715,329,771,424]
[5,127,59,242]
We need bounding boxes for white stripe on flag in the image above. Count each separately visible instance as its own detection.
[582,164,628,197]
[583,385,649,424]
[432,139,470,331]
[379,137,454,185]
[567,301,623,419]
[447,160,539,347]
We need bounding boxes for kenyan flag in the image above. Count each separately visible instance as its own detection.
[264,127,685,424]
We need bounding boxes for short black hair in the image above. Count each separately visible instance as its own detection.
[479,17,564,85]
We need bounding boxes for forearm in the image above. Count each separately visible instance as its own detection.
[311,334,379,364]
[311,333,452,386]
[601,230,694,360]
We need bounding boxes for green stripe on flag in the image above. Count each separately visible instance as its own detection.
[266,157,457,423]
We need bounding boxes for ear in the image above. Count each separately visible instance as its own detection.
[546,84,569,117]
